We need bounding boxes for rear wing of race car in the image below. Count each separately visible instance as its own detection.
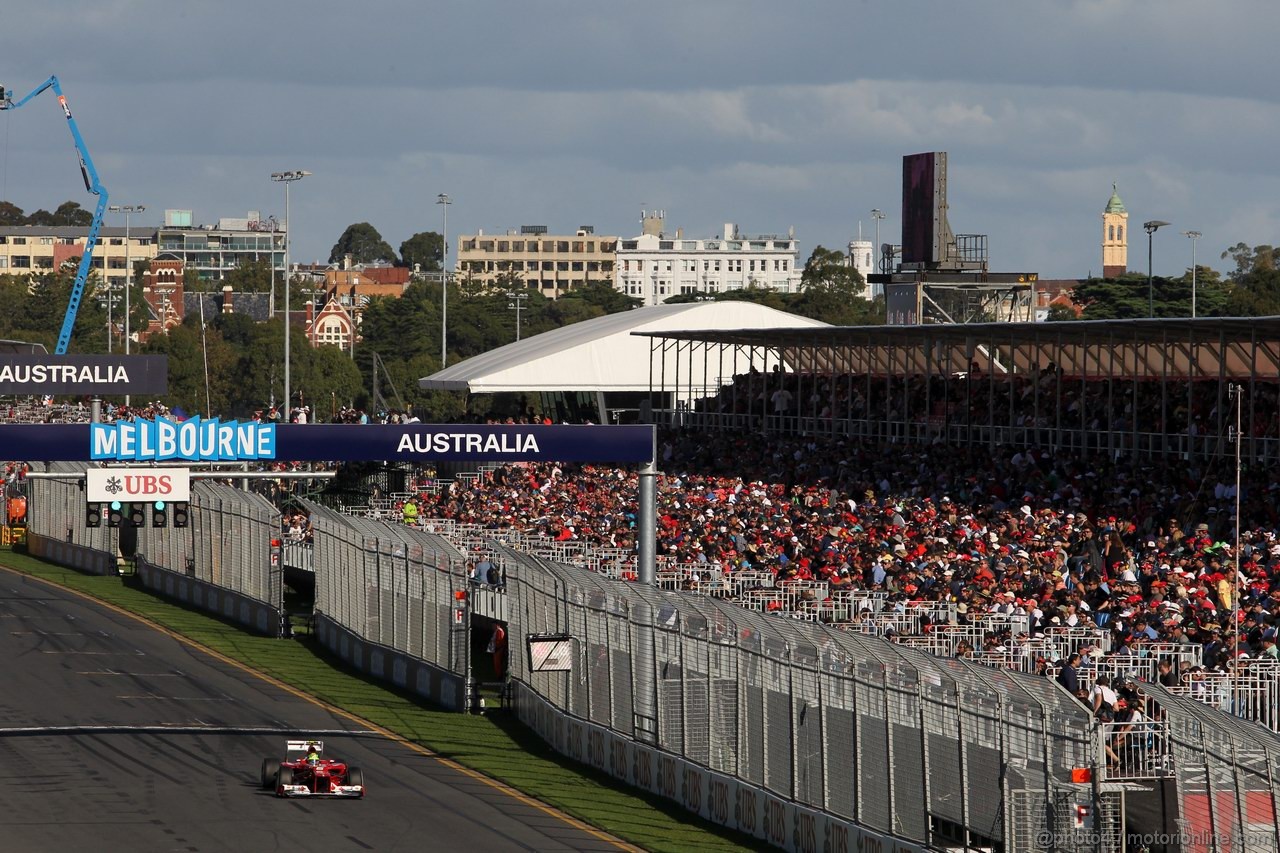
[286,740,323,753]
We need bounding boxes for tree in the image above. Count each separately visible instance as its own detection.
[141,316,239,415]
[223,257,273,293]
[1224,267,1280,317]
[715,284,789,311]
[792,245,877,324]
[399,231,443,271]
[1221,243,1275,283]
[800,245,865,296]
[52,201,93,226]
[0,202,25,226]
[328,222,396,266]
[555,280,641,315]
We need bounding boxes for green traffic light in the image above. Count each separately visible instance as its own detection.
[110,500,121,510]
[154,500,166,511]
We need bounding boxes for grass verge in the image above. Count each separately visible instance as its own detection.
[0,548,768,853]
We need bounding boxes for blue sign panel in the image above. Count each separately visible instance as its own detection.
[0,422,655,463]
[90,418,276,462]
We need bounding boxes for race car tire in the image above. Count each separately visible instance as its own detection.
[276,766,294,795]
[261,759,281,790]
[347,767,364,795]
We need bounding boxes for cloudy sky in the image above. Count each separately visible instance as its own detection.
[2,0,1275,279]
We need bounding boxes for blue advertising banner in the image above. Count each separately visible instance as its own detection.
[0,423,656,463]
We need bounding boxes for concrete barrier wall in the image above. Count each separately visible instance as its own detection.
[135,558,283,637]
[26,532,117,576]
[313,614,467,713]
[513,682,925,853]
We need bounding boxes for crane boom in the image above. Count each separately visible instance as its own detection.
[0,76,110,354]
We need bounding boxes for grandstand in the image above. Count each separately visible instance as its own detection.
[18,314,1280,851]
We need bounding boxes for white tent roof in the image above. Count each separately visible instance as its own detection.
[420,301,828,393]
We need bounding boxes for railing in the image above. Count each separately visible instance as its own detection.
[650,408,1280,464]
[1098,717,1172,781]
[281,540,313,572]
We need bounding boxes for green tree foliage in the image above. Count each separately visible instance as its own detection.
[0,200,91,227]
[799,245,864,295]
[0,202,24,226]
[223,257,274,293]
[714,284,790,310]
[399,231,443,271]
[0,269,109,352]
[1070,272,1232,319]
[789,245,882,324]
[53,201,93,226]
[1211,242,1280,316]
[555,280,641,315]
[328,222,396,266]
[1221,243,1275,283]
[139,316,239,415]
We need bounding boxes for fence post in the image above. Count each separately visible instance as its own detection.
[1200,727,1221,853]
[915,679,931,847]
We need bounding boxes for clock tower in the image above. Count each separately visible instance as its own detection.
[1102,184,1128,278]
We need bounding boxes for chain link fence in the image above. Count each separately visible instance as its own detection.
[25,461,117,574]
[135,480,282,612]
[299,499,470,683]
[499,543,1103,851]
[26,461,113,549]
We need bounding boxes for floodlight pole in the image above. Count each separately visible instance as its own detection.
[1183,230,1201,318]
[437,193,451,367]
[109,204,144,405]
[1144,220,1168,318]
[1231,383,1242,711]
[272,170,311,420]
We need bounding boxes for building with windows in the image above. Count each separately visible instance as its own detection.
[456,225,617,298]
[1102,184,1128,278]
[0,225,158,292]
[156,209,284,282]
[848,237,875,298]
[614,212,801,307]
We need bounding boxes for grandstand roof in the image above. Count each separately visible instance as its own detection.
[0,340,47,355]
[637,316,1280,347]
[420,302,829,394]
[636,316,1280,379]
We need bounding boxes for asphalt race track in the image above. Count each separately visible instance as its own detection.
[0,570,629,853]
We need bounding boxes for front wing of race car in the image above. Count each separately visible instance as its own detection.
[276,780,364,798]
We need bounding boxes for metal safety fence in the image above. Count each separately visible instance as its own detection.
[26,461,114,555]
[1150,684,1280,853]
[499,544,1104,851]
[299,499,470,680]
[135,480,283,612]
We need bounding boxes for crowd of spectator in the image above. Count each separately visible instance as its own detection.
[411,429,1280,694]
[280,507,313,543]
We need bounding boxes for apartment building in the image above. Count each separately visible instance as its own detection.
[614,212,801,307]
[0,225,159,292]
[456,225,617,298]
[156,209,284,282]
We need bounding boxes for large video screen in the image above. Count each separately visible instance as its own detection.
[901,152,939,265]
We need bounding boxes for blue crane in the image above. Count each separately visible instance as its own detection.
[0,76,109,354]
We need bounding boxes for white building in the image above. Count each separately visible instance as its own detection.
[848,238,875,298]
[615,212,801,307]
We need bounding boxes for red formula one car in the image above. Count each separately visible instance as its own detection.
[260,740,365,798]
